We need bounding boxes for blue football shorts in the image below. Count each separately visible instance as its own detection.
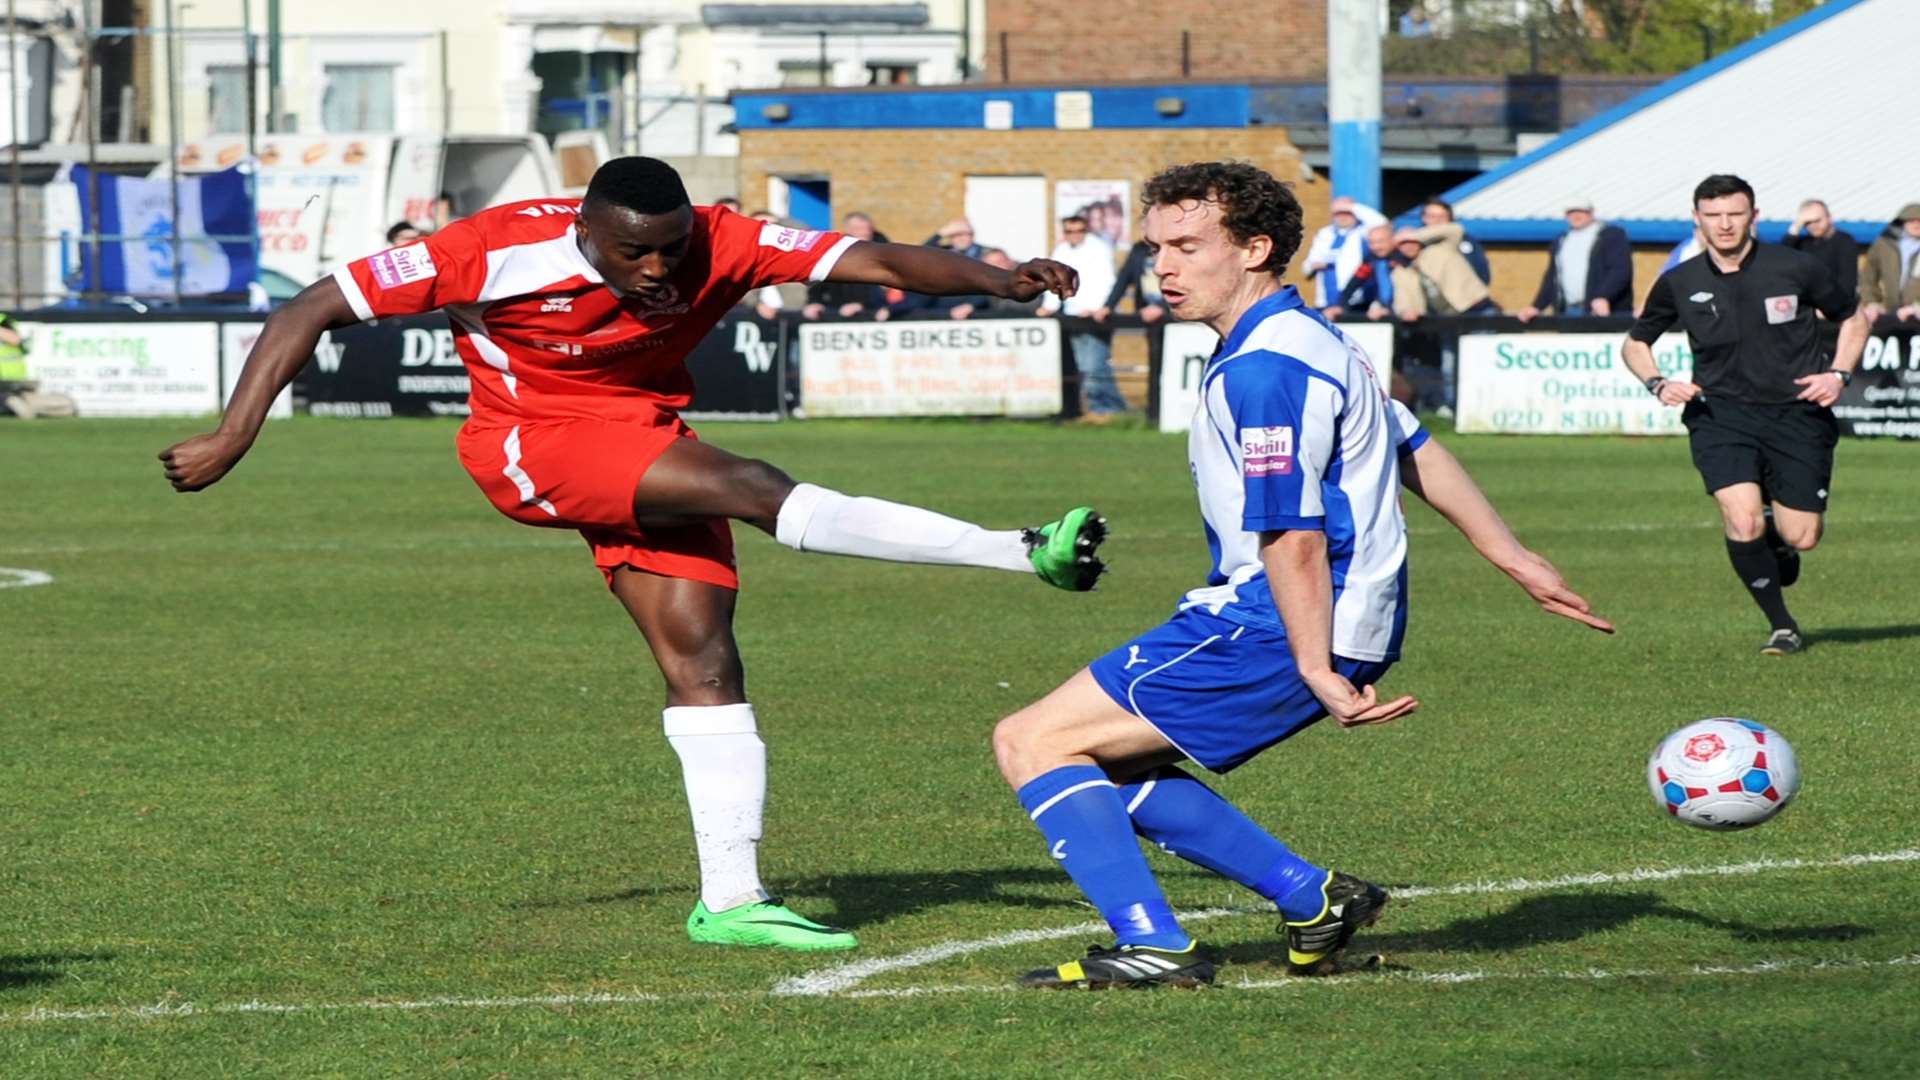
[1087,606,1395,773]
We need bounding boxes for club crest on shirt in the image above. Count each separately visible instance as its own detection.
[757,223,824,253]
[630,282,691,316]
[368,242,436,288]
[1765,294,1799,324]
[1240,425,1294,477]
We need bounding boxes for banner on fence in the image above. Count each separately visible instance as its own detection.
[1455,332,1695,436]
[684,316,784,419]
[219,322,295,419]
[19,321,222,416]
[797,319,1062,418]
[294,313,471,418]
[71,164,256,296]
[1834,327,1920,439]
[1157,320,1394,434]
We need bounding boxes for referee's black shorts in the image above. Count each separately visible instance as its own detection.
[1681,398,1838,512]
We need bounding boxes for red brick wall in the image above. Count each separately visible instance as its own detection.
[738,127,1328,285]
[984,0,1328,81]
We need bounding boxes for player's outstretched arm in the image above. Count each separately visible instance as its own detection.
[827,241,1077,304]
[1399,438,1615,633]
[1262,529,1419,727]
[159,277,360,492]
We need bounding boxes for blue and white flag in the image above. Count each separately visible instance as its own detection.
[72,164,256,296]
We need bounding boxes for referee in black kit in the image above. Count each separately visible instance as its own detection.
[1623,174,1869,656]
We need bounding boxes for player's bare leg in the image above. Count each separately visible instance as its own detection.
[610,568,855,950]
[1711,483,1803,653]
[631,438,1107,590]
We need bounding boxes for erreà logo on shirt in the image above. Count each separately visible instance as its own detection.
[1240,425,1294,476]
[369,242,437,289]
[757,223,824,253]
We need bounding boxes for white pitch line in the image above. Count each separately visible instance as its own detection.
[12,955,1916,1024]
[773,847,1920,996]
[0,567,53,589]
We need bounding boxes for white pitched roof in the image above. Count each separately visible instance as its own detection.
[1443,0,1918,241]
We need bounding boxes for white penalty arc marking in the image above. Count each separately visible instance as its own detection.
[772,847,1920,996]
[0,567,53,589]
[9,954,1917,1025]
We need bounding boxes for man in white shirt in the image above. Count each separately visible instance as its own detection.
[1303,195,1387,307]
[1040,214,1125,418]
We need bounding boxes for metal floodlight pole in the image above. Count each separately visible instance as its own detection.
[440,29,451,133]
[7,0,22,308]
[266,0,281,133]
[84,6,100,295]
[165,0,183,303]
[244,0,261,296]
[1326,0,1382,208]
[243,0,257,158]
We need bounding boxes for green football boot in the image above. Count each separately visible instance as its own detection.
[1024,506,1108,591]
[685,898,858,951]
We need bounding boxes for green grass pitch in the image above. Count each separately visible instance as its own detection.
[3,416,1917,1077]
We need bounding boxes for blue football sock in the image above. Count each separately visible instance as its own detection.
[1117,766,1330,923]
[1018,764,1191,950]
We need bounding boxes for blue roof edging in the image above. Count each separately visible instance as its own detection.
[1436,0,1875,210]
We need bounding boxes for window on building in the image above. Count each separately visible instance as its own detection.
[532,50,633,142]
[322,64,397,132]
[207,65,248,133]
[865,63,918,86]
[778,60,830,87]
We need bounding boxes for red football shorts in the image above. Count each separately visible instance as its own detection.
[455,415,737,590]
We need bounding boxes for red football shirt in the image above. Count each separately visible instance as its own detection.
[331,201,853,425]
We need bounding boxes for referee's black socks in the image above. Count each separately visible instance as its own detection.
[1725,537,1797,632]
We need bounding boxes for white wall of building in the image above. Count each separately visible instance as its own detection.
[152,0,967,147]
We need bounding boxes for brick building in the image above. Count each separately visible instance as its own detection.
[735,84,1326,290]
[983,0,1327,83]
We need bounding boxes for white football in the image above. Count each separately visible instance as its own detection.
[1647,718,1800,830]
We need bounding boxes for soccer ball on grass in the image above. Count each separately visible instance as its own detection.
[1647,718,1799,830]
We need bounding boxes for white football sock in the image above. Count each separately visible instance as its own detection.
[664,703,769,912]
[774,482,1032,573]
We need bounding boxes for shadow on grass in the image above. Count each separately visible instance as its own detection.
[1812,623,1920,646]
[514,866,1219,927]
[0,952,114,992]
[1216,891,1869,968]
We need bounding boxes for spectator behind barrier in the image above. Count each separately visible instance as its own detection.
[885,218,988,320]
[981,248,1043,315]
[386,221,427,245]
[1858,202,1920,324]
[1102,239,1167,324]
[803,212,889,319]
[1325,225,1398,320]
[1039,215,1126,420]
[1518,195,1632,322]
[0,314,76,419]
[1784,199,1860,305]
[1419,198,1491,285]
[1304,196,1387,308]
[1391,224,1498,320]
